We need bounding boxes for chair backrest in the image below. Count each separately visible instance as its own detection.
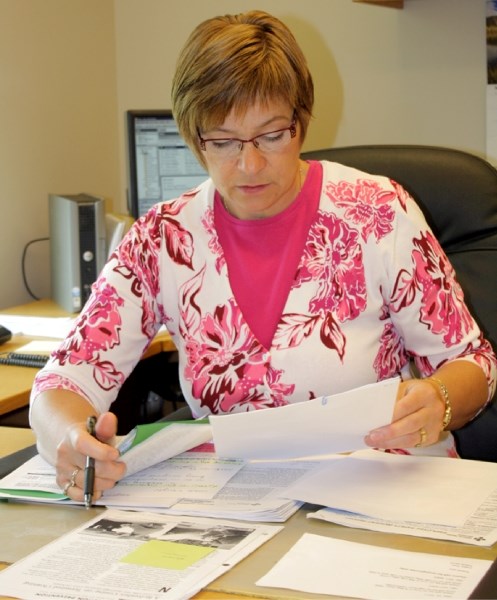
[302,145,497,461]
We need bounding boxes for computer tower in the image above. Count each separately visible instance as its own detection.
[49,194,106,313]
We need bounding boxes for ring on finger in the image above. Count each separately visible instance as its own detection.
[415,427,427,448]
[63,467,80,495]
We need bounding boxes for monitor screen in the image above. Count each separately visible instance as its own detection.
[126,109,207,219]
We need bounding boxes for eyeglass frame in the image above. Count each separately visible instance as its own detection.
[197,110,298,155]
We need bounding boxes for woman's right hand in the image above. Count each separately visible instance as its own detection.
[54,412,126,503]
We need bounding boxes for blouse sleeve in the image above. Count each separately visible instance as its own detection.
[384,182,497,401]
[30,206,167,414]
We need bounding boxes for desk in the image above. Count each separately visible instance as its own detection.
[0,427,496,600]
[0,300,176,418]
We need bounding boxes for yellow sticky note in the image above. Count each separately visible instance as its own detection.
[121,540,214,570]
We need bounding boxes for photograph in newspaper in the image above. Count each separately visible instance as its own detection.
[0,508,282,600]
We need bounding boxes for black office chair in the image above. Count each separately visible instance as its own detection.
[302,144,497,462]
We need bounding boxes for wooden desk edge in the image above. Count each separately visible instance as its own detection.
[0,391,31,415]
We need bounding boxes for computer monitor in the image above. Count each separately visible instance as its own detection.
[126,109,207,219]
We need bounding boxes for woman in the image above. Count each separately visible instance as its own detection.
[30,10,496,504]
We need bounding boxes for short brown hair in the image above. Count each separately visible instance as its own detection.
[171,10,314,167]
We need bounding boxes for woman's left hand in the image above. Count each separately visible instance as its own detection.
[364,379,445,450]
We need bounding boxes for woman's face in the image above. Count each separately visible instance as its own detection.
[199,99,304,220]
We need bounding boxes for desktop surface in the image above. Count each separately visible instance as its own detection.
[0,426,496,600]
[0,300,72,417]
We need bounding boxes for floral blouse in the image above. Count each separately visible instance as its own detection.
[31,160,497,456]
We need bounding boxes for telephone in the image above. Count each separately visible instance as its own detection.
[0,325,12,345]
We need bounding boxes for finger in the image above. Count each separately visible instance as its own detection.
[56,465,82,494]
[93,456,127,483]
[58,459,123,500]
[54,430,87,486]
[366,380,445,448]
[95,412,119,444]
[58,466,85,497]
[392,381,427,421]
[365,406,424,444]
[74,421,120,462]
[394,380,445,425]
[364,381,425,445]
[62,480,103,503]
[366,428,429,450]
[55,433,124,497]
[366,412,441,449]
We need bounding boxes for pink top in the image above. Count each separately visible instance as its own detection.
[215,161,321,349]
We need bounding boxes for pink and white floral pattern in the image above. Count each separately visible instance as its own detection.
[51,280,125,391]
[325,178,397,243]
[275,211,366,360]
[391,230,473,345]
[32,162,497,457]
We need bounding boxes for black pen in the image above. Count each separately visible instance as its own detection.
[84,415,97,509]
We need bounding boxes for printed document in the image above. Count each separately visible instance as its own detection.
[116,420,213,477]
[0,450,242,507]
[0,508,282,600]
[210,377,398,459]
[159,453,310,522]
[256,533,492,599]
[282,448,497,527]
[0,444,315,522]
[308,482,497,547]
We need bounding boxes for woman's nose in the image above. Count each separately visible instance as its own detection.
[237,141,266,174]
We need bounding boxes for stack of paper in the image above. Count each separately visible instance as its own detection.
[0,421,215,504]
[154,456,306,522]
[282,449,497,547]
[0,427,316,522]
[98,446,309,522]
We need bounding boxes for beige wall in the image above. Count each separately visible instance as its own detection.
[0,0,489,309]
[0,0,119,309]
[114,0,489,213]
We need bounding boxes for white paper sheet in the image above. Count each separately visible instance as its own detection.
[256,533,492,600]
[0,314,73,338]
[12,340,60,354]
[118,422,213,477]
[210,377,398,459]
[283,448,497,527]
[309,482,497,547]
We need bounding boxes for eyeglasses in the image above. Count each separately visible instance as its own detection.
[198,113,297,159]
